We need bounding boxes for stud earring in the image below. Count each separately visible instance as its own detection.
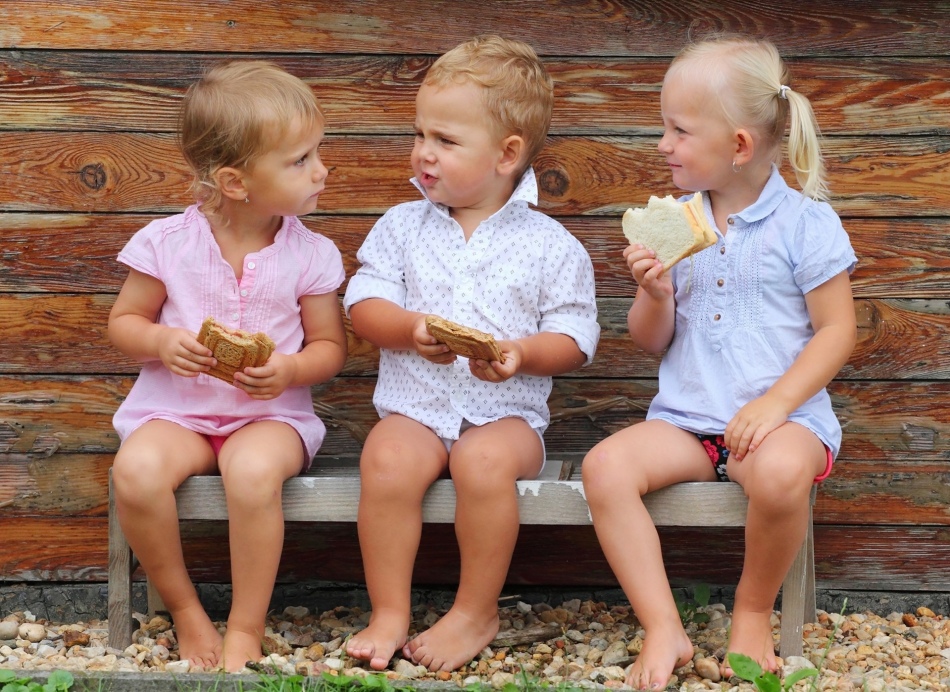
[244,196,249,204]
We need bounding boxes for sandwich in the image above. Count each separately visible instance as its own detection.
[424,315,504,363]
[621,192,718,270]
[197,317,276,384]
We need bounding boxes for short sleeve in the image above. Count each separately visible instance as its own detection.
[790,201,857,294]
[116,218,165,280]
[537,228,600,364]
[343,209,409,315]
[299,235,346,297]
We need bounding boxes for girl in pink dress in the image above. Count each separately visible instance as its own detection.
[109,61,347,672]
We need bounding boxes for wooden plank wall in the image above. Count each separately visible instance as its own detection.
[2,1,949,594]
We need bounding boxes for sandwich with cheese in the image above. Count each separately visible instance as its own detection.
[621,192,717,270]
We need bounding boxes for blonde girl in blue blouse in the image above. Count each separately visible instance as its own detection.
[582,35,857,690]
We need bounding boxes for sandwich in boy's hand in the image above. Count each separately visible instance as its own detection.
[424,315,504,363]
[621,192,718,270]
[197,317,276,384]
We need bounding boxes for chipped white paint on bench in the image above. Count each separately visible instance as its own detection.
[107,462,816,659]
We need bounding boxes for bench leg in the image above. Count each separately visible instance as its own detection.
[778,503,817,659]
[107,470,134,649]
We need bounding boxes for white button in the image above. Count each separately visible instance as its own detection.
[240,289,248,297]
[231,313,239,321]
[247,261,256,269]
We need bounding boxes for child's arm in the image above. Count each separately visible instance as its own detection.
[349,297,454,364]
[108,268,214,376]
[725,270,856,459]
[234,292,348,400]
[625,244,676,353]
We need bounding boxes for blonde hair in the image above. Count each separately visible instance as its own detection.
[424,35,553,170]
[668,34,828,201]
[179,60,324,215]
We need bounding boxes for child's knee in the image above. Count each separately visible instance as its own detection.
[582,454,632,510]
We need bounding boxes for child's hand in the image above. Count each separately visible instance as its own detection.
[469,340,520,383]
[157,327,215,377]
[724,395,791,461]
[233,351,296,400]
[624,244,672,300]
[413,315,455,364]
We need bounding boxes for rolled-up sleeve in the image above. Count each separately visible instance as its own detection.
[537,233,600,365]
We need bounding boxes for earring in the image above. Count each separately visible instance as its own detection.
[244,196,249,204]
[732,160,742,173]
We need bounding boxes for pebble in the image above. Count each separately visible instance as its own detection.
[0,602,947,690]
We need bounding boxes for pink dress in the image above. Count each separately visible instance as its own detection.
[112,205,345,462]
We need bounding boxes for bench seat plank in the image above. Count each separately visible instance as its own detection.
[172,476,750,526]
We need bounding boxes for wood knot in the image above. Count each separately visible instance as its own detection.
[538,168,569,198]
[79,164,106,190]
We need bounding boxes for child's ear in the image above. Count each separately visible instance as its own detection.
[213,166,249,202]
[734,128,755,167]
[497,135,527,176]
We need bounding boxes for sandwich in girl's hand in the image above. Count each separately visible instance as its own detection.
[622,192,718,270]
[197,316,276,384]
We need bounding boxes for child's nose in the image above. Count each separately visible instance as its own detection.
[313,158,329,181]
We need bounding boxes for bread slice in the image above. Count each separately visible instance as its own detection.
[197,317,276,384]
[424,315,504,362]
[621,192,717,270]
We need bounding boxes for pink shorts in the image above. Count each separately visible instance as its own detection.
[206,434,229,457]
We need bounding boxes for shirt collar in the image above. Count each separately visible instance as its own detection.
[409,167,539,219]
[731,164,788,224]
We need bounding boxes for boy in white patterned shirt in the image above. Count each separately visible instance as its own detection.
[343,35,599,673]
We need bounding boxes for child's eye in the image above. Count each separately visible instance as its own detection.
[439,137,455,146]
[295,153,309,166]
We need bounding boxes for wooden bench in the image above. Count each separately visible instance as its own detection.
[107,459,816,659]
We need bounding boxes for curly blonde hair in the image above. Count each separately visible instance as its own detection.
[179,60,324,215]
[425,35,553,171]
[668,34,828,201]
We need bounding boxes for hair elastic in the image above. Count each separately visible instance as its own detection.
[778,85,791,100]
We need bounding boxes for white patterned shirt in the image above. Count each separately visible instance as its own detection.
[343,168,599,439]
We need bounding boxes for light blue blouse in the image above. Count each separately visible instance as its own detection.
[647,166,857,457]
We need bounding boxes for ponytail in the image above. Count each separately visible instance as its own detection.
[783,87,829,201]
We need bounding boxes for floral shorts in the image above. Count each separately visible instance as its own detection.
[695,433,834,483]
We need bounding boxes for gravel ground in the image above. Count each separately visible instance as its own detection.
[2,599,950,690]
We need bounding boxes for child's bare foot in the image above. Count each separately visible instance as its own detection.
[345,609,409,671]
[221,628,263,673]
[170,603,223,670]
[722,608,778,677]
[626,623,693,690]
[402,607,499,672]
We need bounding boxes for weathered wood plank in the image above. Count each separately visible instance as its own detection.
[3,454,950,527]
[3,376,950,461]
[4,517,950,591]
[2,1,946,57]
[2,215,947,298]
[4,294,950,382]
[0,453,111,516]
[169,477,747,526]
[2,133,947,217]
[2,52,946,136]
